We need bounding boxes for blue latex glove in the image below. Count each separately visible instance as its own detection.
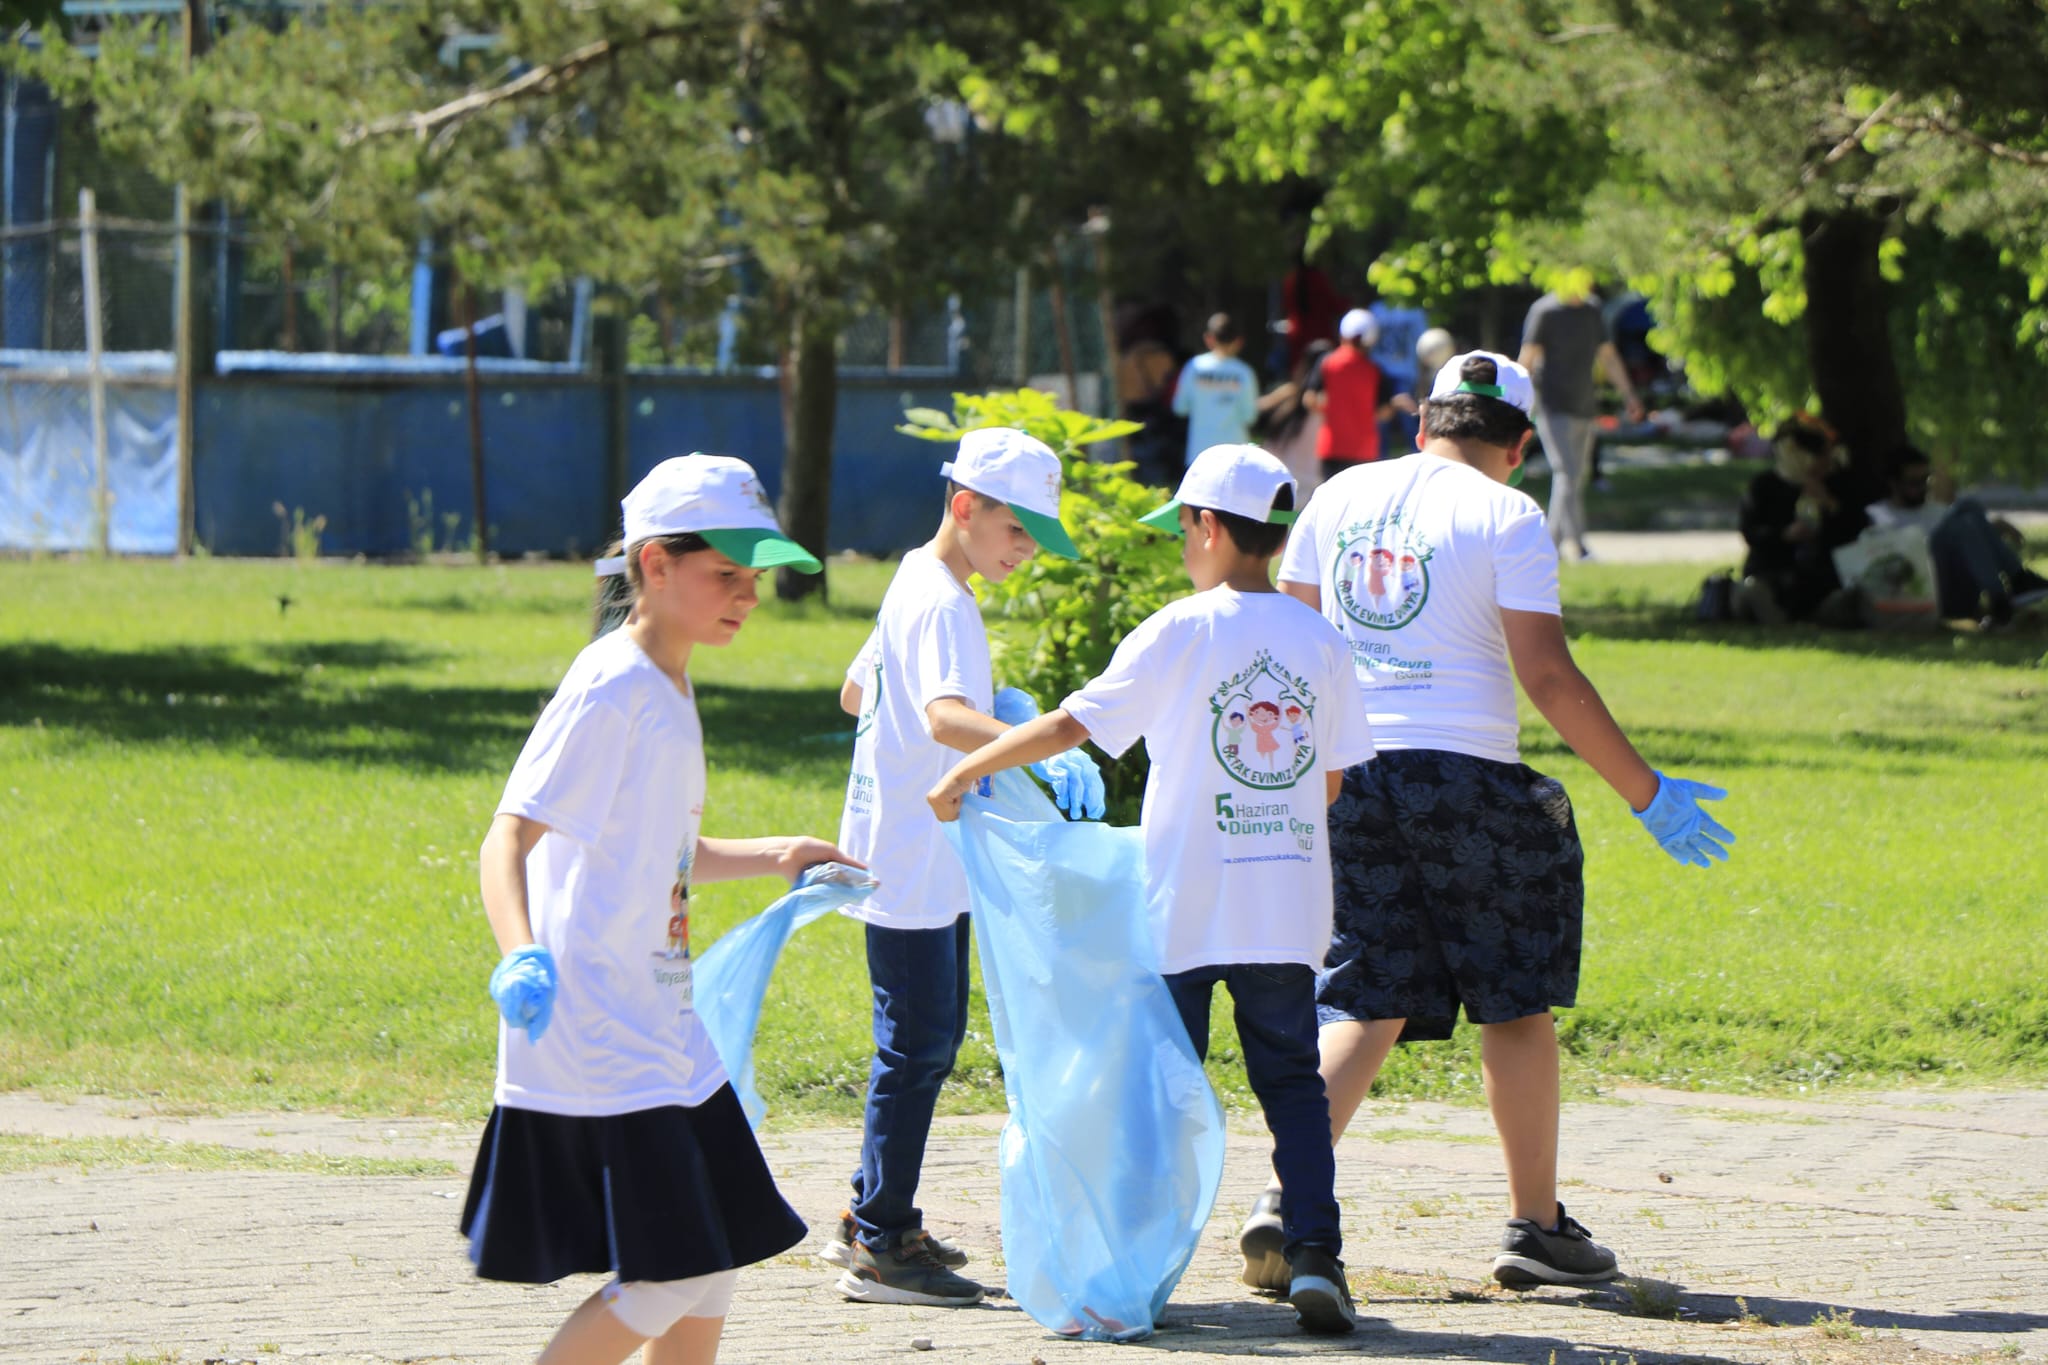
[1632,772,1734,868]
[489,944,558,1043]
[992,686,1041,726]
[1033,748,1107,821]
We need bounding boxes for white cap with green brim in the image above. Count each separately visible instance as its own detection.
[621,453,822,572]
[1428,350,1535,416]
[940,427,1080,560]
[1138,442,1298,535]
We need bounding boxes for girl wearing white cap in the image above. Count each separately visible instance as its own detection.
[463,454,860,1364]
[1265,353,1732,1292]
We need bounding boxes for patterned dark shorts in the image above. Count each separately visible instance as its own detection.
[1317,749,1584,1041]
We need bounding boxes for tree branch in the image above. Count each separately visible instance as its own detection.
[1881,110,2048,171]
[340,25,695,146]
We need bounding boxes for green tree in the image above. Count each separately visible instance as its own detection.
[1196,0,2048,485]
[12,1,1092,592]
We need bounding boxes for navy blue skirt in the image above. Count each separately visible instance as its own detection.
[460,1084,807,1284]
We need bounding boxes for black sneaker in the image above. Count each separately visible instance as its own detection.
[1491,1203,1621,1287]
[820,1211,969,1270]
[1237,1189,1290,1294]
[836,1233,986,1307]
[1286,1246,1358,1335]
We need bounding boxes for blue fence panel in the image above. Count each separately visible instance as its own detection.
[0,378,177,553]
[194,377,609,557]
[4,359,964,557]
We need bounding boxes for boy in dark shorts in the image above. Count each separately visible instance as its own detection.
[1268,351,1734,1289]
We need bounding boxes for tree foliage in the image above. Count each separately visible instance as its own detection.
[1196,0,2048,481]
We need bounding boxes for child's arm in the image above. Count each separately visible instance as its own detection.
[1326,769,1343,807]
[694,835,865,885]
[928,710,1092,822]
[840,680,863,716]
[1501,609,1658,810]
[479,813,549,953]
[926,696,1009,754]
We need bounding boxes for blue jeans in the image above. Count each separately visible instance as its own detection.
[1165,962,1341,1259]
[851,918,971,1250]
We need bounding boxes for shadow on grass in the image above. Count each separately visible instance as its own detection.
[0,641,854,778]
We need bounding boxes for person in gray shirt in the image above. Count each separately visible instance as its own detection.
[1518,286,1642,560]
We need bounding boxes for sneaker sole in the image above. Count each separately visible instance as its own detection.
[1288,1276,1357,1335]
[822,1239,969,1271]
[1491,1254,1622,1288]
[835,1270,985,1308]
[1238,1222,1290,1295]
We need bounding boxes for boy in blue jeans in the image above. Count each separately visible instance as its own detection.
[830,428,1099,1308]
[928,443,1376,1334]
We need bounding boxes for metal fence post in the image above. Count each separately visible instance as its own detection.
[79,187,110,555]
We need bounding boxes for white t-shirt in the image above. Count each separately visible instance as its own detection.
[1277,452,1559,764]
[1061,590,1375,974]
[838,547,994,928]
[492,629,727,1116]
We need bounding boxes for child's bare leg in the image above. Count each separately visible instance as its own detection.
[1264,1018,1403,1192]
[1478,1011,1560,1224]
[535,1288,647,1365]
[642,1315,724,1365]
[1319,1018,1405,1143]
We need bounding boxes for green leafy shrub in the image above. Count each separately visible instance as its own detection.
[899,389,1190,814]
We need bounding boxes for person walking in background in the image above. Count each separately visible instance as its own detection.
[1306,309,1416,482]
[1117,304,1185,487]
[1172,313,1261,477]
[1518,280,1643,561]
[1254,338,1334,500]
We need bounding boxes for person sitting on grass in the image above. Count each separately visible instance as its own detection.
[927,443,1377,1336]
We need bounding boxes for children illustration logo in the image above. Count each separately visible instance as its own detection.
[652,841,695,1013]
[1210,651,1318,790]
[1331,514,1433,630]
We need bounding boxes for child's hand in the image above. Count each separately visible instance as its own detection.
[927,771,975,823]
[770,836,863,883]
[489,944,558,1044]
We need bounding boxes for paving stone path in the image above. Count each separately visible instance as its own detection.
[5,1085,2043,1364]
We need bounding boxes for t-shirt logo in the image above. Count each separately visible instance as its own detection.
[1331,514,1433,631]
[1210,650,1317,790]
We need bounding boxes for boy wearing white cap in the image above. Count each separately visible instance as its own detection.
[464,454,859,1364]
[926,443,1376,1336]
[1268,353,1731,1290]
[1304,308,1416,477]
[828,427,1098,1308]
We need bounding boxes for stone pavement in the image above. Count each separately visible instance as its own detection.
[5,1086,2044,1365]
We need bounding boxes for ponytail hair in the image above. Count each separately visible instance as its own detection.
[590,532,713,639]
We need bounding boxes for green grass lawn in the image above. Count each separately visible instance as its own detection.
[2,554,2044,1124]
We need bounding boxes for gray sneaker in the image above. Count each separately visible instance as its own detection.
[836,1233,987,1307]
[1286,1246,1358,1335]
[1237,1190,1290,1293]
[1491,1203,1621,1287]
[820,1211,969,1270]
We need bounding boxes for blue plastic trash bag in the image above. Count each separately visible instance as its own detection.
[695,862,878,1128]
[946,769,1226,1342]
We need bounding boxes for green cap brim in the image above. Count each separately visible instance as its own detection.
[1138,500,1296,534]
[1011,504,1079,559]
[700,527,823,573]
[1139,500,1187,536]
